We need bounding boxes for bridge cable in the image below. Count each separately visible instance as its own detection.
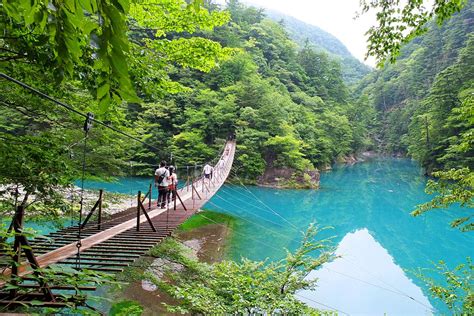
[220,168,435,313]
[215,186,301,233]
[0,72,161,152]
[194,213,347,315]
[75,113,94,272]
[294,292,350,316]
[206,198,434,313]
[323,267,434,312]
[227,167,300,232]
[212,191,289,230]
[207,200,298,241]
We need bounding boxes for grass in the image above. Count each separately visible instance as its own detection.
[177,210,235,232]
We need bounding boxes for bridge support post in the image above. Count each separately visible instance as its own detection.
[148,183,152,210]
[136,191,141,231]
[97,189,103,230]
[80,189,103,230]
[8,205,55,301]
[136,191,157,232]
[174,191,187,212]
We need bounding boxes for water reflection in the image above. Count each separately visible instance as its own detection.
[298,229,433,315]
[206,159,472,313]
[81,159,473,314]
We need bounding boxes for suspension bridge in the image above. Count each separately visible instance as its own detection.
[0,140,235,308]
[0,71,237,308]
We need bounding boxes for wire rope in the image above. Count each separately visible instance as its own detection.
[294,292,350,315]
[1,72,161,152]
[227,167,300,231]
[206,200,297,241]
[215,185,301,233]
[216,165,435,312]
[195,212,347,315]
[323,267,434,312]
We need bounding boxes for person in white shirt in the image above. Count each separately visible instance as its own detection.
[217,158,225,175]
[203,163,213,179]
[155,161,169,208]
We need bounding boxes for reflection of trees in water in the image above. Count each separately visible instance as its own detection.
[209,159,472,280]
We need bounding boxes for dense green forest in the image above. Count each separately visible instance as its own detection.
[1,0,376,193]
[1,0,473,314]
[1,0,471,206]
[356,0,473,229]
[356,1,473,172]
[265,10,372,85]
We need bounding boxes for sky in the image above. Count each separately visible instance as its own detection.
[216,0,377,67]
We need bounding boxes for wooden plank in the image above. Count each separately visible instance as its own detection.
[0,141,235,284]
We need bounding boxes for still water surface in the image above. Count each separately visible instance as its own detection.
[82,158,473,315]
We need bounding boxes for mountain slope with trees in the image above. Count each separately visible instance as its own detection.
[0,0,376,217]
[356,0,474,173]
[356,0,474,230]
[265,10,372,85]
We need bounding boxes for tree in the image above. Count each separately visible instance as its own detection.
[361,0,468,67]
[416,258,474,314]
[412,168,473,231]
[150,224,334,315]
[1,0,234,110]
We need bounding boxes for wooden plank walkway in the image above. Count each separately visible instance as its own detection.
[0,140,235,284]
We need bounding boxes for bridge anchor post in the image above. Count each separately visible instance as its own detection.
[7,205,55,302]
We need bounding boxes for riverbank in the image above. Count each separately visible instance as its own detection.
[108,210,235,315]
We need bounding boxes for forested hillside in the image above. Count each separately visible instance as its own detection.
[1,0,375,189]
[356,0,474,174]
[265,10,372,85]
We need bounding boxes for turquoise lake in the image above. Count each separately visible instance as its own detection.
[81,158,473,315]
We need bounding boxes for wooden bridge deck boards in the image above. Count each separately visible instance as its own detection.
[0,141,235,292]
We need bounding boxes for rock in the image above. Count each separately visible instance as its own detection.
[182,239,202,259]
[345,155,358,164]
[257,167,320,189]
[360,151,378,158]
[141,280,157,292]
[321,164,332,171]
[142,242,199,291]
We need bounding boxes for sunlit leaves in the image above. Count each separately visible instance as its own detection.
[416,258,473,314]
[361,0,468,67]
[147,37,236,72]
[412,168,474,231]
[1,0,234,111]
[130,0,230,36]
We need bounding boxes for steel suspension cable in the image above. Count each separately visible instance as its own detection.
[206,200,297,240]
[228,167,301,231]
[212,190,296,231]
[222,165,433,311]
[195,213,347,315]
[0,72,161,152]
[215,185,302,233]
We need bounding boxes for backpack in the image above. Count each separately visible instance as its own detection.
[157,173,165,185]
[156,169,166,185]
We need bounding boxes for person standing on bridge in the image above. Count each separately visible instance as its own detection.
[155,161,169,208]
[167,165,178,203]
[216,158,225,176]
[203,163,213,180]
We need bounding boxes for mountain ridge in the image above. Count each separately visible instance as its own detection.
[261,9,372,85]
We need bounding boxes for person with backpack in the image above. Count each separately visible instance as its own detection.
[167,165,178,203]
[155,161,169,208]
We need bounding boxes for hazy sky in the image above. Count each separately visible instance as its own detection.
[217,0,377,66]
